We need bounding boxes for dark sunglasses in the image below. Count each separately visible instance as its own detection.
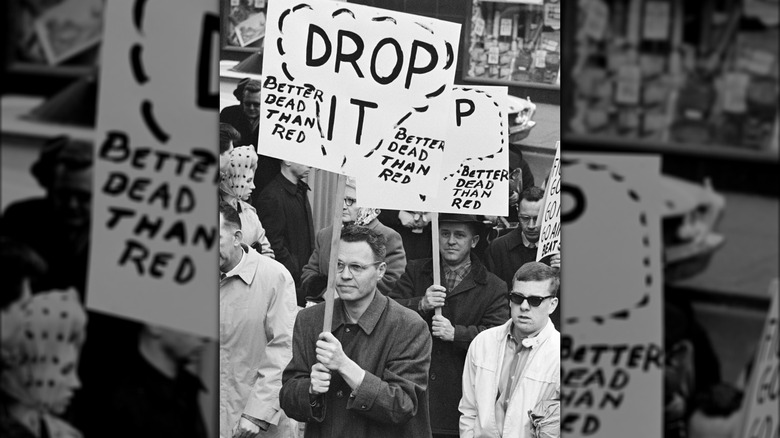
[508,293,554,307]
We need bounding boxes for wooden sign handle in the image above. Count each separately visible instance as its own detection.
[322,174,347,333]
[431,214,442,316]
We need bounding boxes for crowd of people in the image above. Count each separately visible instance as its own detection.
[217,79,563,438]
[0,79,563,438]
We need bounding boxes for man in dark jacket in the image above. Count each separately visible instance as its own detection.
[254,160,315,305]
[485,186,560,289]
[281,225,433,438]
[219,78,280,194]
[388,214,509,437]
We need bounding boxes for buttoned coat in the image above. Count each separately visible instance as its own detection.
[388,254,509,435]
[280,293,433,438]
[220,245,298,438]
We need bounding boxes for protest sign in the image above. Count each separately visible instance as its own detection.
[560,154,664,437]
[739,279,779,438]
[537,141,560,261]
[434,86,509,216]
[87,0,219,338]
[259,0,460,210]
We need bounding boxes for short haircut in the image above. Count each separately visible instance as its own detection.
[31,136,93,190]
[219,200,242,231]
[519,186,544,204]
[511,262,560,297]
[242,80,262,98]
[219,123,240,154]
[341,224,387,262]
[0,238,47,309]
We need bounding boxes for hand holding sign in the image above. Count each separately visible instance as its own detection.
[420,284,447,312]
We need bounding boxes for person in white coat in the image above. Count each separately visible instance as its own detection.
[459,262,560,438]
[219,201,298,438]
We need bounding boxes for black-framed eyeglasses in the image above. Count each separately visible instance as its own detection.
[508,293,554,307]
[336,261,381,275]
[344,197,357,207]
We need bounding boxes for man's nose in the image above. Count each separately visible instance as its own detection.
[519,299,532,311]
[340,267,354,279]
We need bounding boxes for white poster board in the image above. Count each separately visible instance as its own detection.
[537,141,560,261]
[434,86,509,216]
[560,154,664,437]
[87,0,219,338]
[740,279,779,438]
[258,0,460,210]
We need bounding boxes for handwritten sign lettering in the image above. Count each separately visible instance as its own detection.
[88,0,219,338]
[537,141,561,261]
[435,86,509,215]
[560,155,664,437]
[259,0,461,190]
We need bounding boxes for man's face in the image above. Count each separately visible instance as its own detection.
[510,279,558,338]
[518,198,544,243]
[242,91,262,120]
[289,163,311,182]
[336,241,386,304]
[218,213,241,272]
[50,166,92,229]
[342,185,360,223]
[156,325,209,365]
[439,222,478,267]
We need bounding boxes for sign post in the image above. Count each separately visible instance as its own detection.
[322,175,347,333]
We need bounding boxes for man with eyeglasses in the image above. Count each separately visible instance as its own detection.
[220,78,280,195]
[388,213,508,437]
[459,262,560,438]
[485,186,561,291]
[299,177,406,305]
[280,225,433,438]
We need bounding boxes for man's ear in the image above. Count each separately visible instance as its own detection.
[547,297,559,315]
[471,234,480,248]
[377,262,387,279]
[234,229,243,245]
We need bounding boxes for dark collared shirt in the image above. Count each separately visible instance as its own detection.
[281,292,433,438]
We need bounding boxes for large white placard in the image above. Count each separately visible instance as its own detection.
[560,154,664,437]
[537,141,560,261]
[88,0,219,338]
[258,0,461,210]
[434,86,509,216]
[739,280,778,438]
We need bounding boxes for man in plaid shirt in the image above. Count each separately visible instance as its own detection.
[389,213,509,437]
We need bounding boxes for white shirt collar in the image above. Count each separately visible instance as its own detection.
[224,248,246,278]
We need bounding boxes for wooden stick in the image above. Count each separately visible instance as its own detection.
[431,214,442,316]
[322,174,347,333]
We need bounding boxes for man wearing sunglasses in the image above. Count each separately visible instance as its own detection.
[459,262,560,438]
[281,225,433,438]
[389,213,508,437]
